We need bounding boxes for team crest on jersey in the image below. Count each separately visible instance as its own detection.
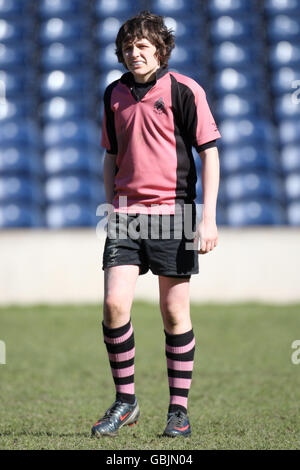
[154,97,165,114]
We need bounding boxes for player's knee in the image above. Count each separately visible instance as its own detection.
[161,300,189,329]
[161,298,182,315]
[165,312,182,328]
[162,304,181,324]
[103,296,128,325]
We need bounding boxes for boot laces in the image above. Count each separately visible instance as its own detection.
[102,400,124,421]
[169,411,185,427]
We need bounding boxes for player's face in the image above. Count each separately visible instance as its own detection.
[122,37,160,83]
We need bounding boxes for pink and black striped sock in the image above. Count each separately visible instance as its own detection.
[165,328,195,414]
[102,319,136,405]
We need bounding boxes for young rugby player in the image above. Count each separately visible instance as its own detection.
[92,11,221,438]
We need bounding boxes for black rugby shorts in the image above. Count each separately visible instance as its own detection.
[102,209,199,278]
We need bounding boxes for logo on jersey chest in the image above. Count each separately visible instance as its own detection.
[153,97,165,114]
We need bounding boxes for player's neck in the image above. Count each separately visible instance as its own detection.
[133,66,160,84]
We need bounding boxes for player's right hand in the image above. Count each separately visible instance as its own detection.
[194,219,218,254]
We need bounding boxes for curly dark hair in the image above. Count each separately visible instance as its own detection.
[115,11,175,69]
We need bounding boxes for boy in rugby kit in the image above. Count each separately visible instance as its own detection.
[91,11,221,438]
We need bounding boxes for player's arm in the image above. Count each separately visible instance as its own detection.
[179,80,221,253]
[196,146,220,254]
[101,84,118,206]
[103,152,117,205]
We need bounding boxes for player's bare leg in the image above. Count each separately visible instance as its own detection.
[103,265,139,328]
[158,275,194,437]
[158,276,192,335]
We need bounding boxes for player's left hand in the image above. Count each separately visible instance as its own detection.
[194,219,218,254]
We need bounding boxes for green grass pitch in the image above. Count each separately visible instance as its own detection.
[0,302,300,450]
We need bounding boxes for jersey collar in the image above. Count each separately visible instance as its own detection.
[120,66,168,87]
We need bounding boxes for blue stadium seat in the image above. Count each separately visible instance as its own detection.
[163,16,203,41]
[0,203,44,228]
[279,119,300,145]
[41,97,92,122]
[216,206,227,226]
[98,43,122,70]
[287,201,300,225]
[43,120,100,148]
[215,94,263,120]
[193,145,202,168]
[269,41,300,68]
[271,66,300,94]
[274,93,300,119]
[41,43,90,71]
[207,0,255,17]
[151,0,198,16]
[95,17,124,44]
[98,104,105,122]
[45,202,99,228]
[222,173,284,202]
[220,145,280,175]
[168,43,205,68]
[0,19,32,43]
[0,120,40,147]
[195,184,227,225]
[169,68,207,90]
[0,0,32,19]
[219,118,277,147]
[284,173,300,200]
[195,177,203,200]
[0,176,44,204]
[212,42,261,70]
[267,15,300,42]
[227,200,286,226]
[0,147,43,176]
[280,144,300,173]
[44,146,101,175]
[0,70,35,97]
[265,0,300,16]
[40,71,93,98]
[99,69,124,94]
[95,0,143,18]
[213,68,263,96]
[0,99,33,122]
[39,0,86,19]
[39,18,88,45]
[0,43,31,71]
[209,16,258,43]
[45,175,103,203]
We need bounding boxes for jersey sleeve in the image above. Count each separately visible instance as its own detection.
[197,139,217,153]
[101,84,118,155]
[181,81,221,151]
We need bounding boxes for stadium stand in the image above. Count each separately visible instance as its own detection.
[0,0,299,228]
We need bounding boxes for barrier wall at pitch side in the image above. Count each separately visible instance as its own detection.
[0,228,299,305]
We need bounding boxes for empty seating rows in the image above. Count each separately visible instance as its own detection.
[0,0,300,227]
[0,1,105,228]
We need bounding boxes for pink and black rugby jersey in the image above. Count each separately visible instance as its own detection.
[101,67,221,214]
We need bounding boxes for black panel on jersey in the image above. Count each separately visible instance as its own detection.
[103,81,119,154]
[170,74,197,203]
